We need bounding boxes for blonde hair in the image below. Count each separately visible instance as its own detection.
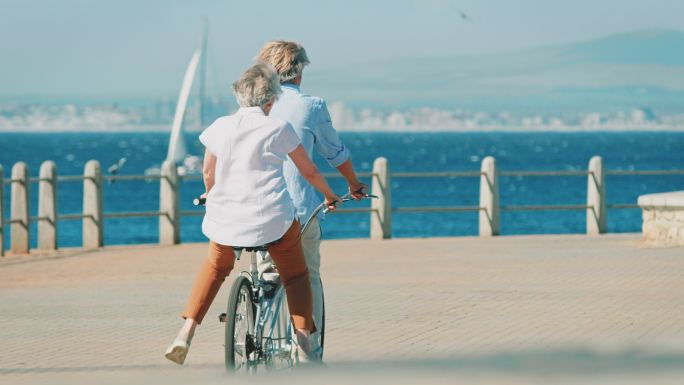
[255,40,310,83]
[232,63,282,108]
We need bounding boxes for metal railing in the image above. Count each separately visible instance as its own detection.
[1,156,682,255]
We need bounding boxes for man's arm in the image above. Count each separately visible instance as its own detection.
[313,100,367,199]
[336,159,367,199]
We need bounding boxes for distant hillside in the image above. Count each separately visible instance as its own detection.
[559,29,684,66]
[306,29,684,112]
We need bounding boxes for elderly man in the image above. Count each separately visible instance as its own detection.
[255,41,366,359]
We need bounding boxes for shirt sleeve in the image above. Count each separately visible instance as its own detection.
[270,122,301,158]
[199,118,227,156]
[313,100,350,168]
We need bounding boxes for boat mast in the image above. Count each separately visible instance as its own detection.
[198,18,208,130]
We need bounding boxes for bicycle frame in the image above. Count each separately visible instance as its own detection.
[222,191,376,371]
[234,249,293,370]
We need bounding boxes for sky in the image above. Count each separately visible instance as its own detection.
[1,0,683,99]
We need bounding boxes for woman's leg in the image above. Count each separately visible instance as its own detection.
[267,220,315,333]
[182,241,236,325]
[166,241,236,365]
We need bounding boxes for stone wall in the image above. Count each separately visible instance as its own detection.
[639,191,684,247]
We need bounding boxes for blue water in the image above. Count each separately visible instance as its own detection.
[1,132,683,248]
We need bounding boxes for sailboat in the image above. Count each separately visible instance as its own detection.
[146,21,208,177]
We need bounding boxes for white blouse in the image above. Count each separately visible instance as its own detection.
[199,107,301,246]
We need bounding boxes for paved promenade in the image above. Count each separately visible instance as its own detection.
[1,234,683,384]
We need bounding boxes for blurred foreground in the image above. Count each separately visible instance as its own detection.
[1,234,683,384]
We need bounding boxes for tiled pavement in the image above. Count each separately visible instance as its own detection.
[1,234,683,384]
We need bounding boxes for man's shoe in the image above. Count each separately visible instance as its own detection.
[294,331,321,365]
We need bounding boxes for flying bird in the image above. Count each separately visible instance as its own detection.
[458,9,473,22]
[107,157,127,175]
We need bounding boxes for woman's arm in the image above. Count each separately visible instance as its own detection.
[202,149,217,196]
[288,145,341,210]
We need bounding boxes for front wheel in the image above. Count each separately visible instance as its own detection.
[319,278,325,359]
[225,275,255,372]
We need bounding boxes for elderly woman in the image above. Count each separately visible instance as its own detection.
[164,63,340,365]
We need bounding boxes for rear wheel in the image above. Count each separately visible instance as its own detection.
[225,276,255,372]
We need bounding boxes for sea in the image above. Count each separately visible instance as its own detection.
[1,131,683,248]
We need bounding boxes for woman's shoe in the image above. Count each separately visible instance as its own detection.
[165,337,191,365]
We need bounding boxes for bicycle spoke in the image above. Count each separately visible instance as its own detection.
[234,287,251,368]
[234,342,245,357]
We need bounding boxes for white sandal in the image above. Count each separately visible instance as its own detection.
[165,338,190,365]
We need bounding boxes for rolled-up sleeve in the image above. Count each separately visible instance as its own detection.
[199,118,226,156]
[269,122,301,159]
[313,100,350,167]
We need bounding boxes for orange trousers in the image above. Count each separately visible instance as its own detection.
[182,220,314,331]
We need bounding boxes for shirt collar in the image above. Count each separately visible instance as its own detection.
[281,82,301,92]
[236,106,265,115]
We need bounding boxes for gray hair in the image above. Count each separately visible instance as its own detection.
[232,63,282,108]
[255,40,310,83]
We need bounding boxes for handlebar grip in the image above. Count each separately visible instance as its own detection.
[322,199,342,214]
[193,197,206,206]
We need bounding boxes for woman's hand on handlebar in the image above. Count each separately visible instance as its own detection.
[324,193,342,211]
[193,192,208,206]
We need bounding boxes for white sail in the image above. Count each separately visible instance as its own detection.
[166,48,202,163]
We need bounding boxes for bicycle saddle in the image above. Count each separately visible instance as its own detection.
[231,237,280,253]
[232,245,269,252]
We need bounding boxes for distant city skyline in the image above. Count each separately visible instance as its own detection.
[3,100,683,132]
[1,0,684,98]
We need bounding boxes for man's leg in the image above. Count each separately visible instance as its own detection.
[257,250,277,281]
[300,217,323,354]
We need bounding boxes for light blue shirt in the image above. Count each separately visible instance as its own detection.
[270,83,350,223]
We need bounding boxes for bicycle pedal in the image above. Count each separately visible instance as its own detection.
[218,313,227,323]
[261,282,278,299]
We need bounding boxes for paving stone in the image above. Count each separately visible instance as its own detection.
[1,234,683,384]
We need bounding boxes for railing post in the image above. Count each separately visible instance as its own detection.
[83,160,103,249]
[38,161,58,251]
[587,156,606,235]
[0,165,4,257]
[370,157,392,239]
[11,162,30,254]
[159,160,180,245]
[479,156,500,236]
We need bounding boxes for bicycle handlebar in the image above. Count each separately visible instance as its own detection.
[193,197,206,206]
[192,188,377,235]
[193,195,372,208]
[300,189,377,234]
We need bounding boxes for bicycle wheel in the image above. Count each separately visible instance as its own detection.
[319,278,325,359]
[264,285,294,370]
[225,275,255,372]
